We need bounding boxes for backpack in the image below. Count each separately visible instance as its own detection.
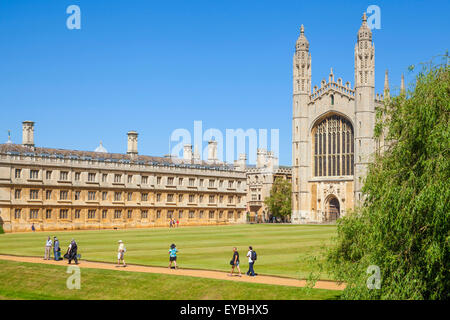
[251,251,257,261]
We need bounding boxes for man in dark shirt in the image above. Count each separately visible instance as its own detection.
[67,239,78,265]
[228,247,242,277]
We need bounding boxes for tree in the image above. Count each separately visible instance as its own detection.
[325,58,449,299]
[264,178,292,222]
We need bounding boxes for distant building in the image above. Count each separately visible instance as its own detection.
[235,149,292,223]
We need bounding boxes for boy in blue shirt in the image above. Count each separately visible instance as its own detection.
[168,243,178,269]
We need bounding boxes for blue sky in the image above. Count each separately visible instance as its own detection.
[1,0,448,165]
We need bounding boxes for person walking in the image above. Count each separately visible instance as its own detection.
[53,237,61,261]
[228,247,242,277]
[168,243,178,269]
[117,240,126,267]
[31,223,35,232]
[176,219,179,228]
[67,239,78,265]
[44,236,52,260]
[169,219,173,229]
[246,246,256,277]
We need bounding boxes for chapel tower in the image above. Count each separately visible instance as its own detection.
[292,25,311,221]
[354,13,376,204]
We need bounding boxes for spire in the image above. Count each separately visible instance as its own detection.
[384,69,390,97]
[94,140,108,153]
[329,67,334,83]
[357,12,372,42]
[400,74,405,94]
[295,24,309,52]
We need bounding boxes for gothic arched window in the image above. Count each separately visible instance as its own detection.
[313,115,354,177]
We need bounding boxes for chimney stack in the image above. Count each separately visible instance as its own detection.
[207,140,218,162]
[234,153,247,170]
[256,148,267,168]
[266,151,279,171]
[183,144,193,160]
[193,145,201,162]
[22,121,35,147]
[127,131,138,156]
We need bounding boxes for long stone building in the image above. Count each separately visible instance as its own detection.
[291,14,399,223]
[0,121,247,232]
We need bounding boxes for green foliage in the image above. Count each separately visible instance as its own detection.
[264,178,292,220]
[326,61,450,299]
[0,224,4,235]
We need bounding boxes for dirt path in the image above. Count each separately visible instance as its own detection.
[0,254,345,291]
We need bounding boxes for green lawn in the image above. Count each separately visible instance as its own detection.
[0,260,340,300]
[0,224,336,279]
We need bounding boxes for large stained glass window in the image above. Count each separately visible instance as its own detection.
[313,115,354,177]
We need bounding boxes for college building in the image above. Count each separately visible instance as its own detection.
[0,122,248,232]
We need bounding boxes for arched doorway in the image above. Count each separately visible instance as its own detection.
[325,196,340,222]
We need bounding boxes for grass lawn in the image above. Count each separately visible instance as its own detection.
[0,260,340,300]
[0,224,336,279]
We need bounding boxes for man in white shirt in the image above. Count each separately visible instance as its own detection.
[246,246,256,276]
[44,236,52,260]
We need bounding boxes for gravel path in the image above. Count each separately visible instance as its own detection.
[0,254,345,291]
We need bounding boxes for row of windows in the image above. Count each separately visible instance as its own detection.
[13,208,241,220]
[14,190,242,204]
[14,169,242,188]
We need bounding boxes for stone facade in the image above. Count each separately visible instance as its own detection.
[235,149,292,223]
[291,14,390,224]
[0,122,247,232]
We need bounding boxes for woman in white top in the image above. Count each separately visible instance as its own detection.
[117,240,126,267]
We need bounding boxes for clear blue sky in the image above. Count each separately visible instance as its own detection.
[1,0,448,165]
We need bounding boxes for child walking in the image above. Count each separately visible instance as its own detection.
[168,243,178,269]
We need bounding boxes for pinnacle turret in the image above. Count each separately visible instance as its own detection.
[384,69,390,97]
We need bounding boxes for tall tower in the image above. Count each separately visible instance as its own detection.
[354,13,375,203]
[292,25,311,222]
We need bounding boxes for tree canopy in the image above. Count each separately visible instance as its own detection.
[325,59,449,299]
[264,177,292,221]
